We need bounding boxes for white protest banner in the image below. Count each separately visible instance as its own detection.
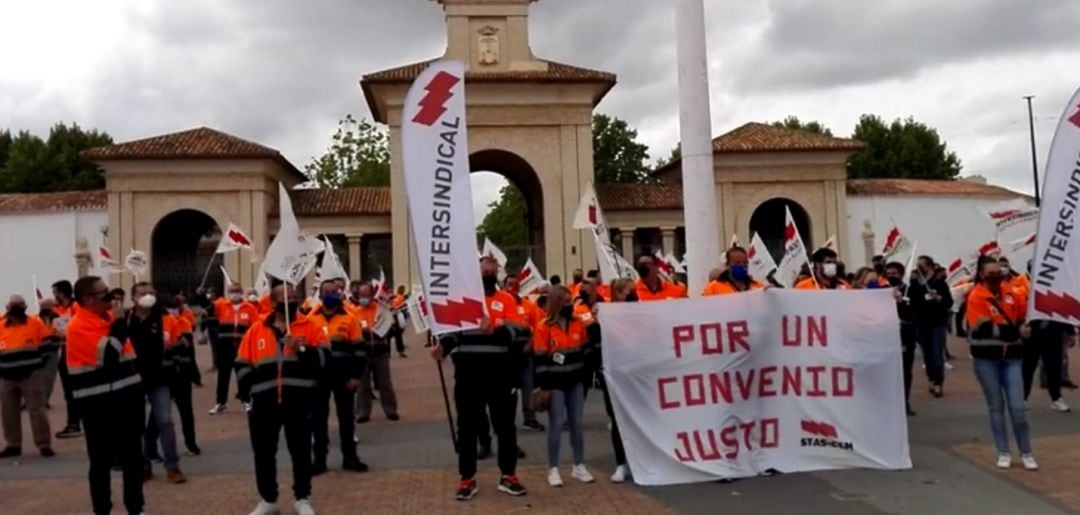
[1029,86,1080,322]
[599,290,911,485]
[216,223,254,254]
[517,258,545,295]
[747,232,778,283]
[776,207,811,288]
[262,183,324,285]
[985,198,1039,232]
[401,60,486,335]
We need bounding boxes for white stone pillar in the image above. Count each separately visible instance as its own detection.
[347,234,364,281]
[619,227,636,261]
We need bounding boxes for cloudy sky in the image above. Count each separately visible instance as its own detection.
[2,0,1079,219]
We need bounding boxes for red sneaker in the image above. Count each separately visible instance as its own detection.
[455,478,478,501]
[498,475,527,496]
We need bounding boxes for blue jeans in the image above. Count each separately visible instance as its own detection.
[972,358,1032,455]
[145,385,180,469]
[917,322,948,386]
[546,382,585,468]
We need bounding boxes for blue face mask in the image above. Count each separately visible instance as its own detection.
[730,264,750,282]
[321,293,342,309]
[357,298,371,308]
[866,281,882,290]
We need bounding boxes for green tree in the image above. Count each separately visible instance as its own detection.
[477,183,528,249]
[304,114,390,188]
[593,113,651,183]
[770,116,833,136]
[0,123,112,193]
[847,114,962,179]
[655,143,681,169]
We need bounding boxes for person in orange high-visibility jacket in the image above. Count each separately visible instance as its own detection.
[965,255,1038,469]
[703,246,767,296]
[352,283,400,423]
[795,248,850,290]
[633,255,687,301]
[235,282,328,515]
[999,256,1030,300]
[210,283,260,415]
[66,276,144,515]
[534,285,596,484]
[502,274,544,432]
[306,280,368,474]
[0,295,54,459]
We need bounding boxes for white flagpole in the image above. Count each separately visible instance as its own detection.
[675,0,720,296]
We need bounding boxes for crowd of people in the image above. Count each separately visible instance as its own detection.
[0,245,1072,514]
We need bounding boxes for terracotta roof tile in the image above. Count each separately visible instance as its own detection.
[289,187,391,216]
[363,59,616,84]
[846,179,1030,198]
[83,127,283,161]
[0,190,107,214]
[595,183,683,212]
[713,123,865,153]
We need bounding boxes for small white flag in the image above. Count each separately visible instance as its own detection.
[776,206,811,288]
[481,238,508,268]
[216,223,254,254]
[573,183,602,230]
[124,250,148,278]
[748,232,778,282]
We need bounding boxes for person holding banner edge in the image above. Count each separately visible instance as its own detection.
[965,255,1037,471]
[885,262,918,416]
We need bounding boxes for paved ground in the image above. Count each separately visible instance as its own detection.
[2,334,1080,514]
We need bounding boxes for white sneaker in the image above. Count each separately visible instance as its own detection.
[945,362,955,371]
[1051,399,1071,412]
[208,404,227,415]
[610,464,628,483]
[996,454,1012,469]
[547,467,563,487]
[294,499,315,515]
[1021,454,1039,471]
[571,463,595,483]
[242,402,253,413]
[248,500,279,515]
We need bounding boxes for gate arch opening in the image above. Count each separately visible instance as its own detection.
[749,198,812,263]
[470,149,545,274]
[152,209,222,297]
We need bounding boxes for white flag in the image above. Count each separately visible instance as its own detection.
[401,60,486,335]
[254,261,270,296]
[881,225,916,270]
[1029,85,1080,322]
[517,258,545,295]
[98,245,118,267]
[317,236,349,282]
[407,293,431,334]
[747,232,778,283]
[776,206,811,288]
[215,223,254,254]
[373,304,394,338]
[819,234,837,252]
[262,183,324,285]
[573,183,602,230]
[984,198,1039,232]
[665,252,686,274]
[1006,232,1037,254]
[729,233,739,248]
[124,250,148,279]
[481,238,508,269]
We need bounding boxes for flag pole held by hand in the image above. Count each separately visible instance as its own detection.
[432,331,458,454]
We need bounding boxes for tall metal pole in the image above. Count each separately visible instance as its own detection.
[1023,95,1041,206]
[675,0,720,295]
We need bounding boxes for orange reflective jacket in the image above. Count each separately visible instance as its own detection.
[486,291,525,327]
[795,278,850,290]
[65,310,140,401]
[307,308,365,380]
[234,314,328,405]
[702,279,765,296]
[0,315,50,380]
[966,281,1026,359]
[635,278,686,301]
[214,298,260,343]
[534,314,590,390]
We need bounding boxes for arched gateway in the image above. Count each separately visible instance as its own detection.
[361,0,616,288]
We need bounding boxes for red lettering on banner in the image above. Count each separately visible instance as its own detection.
[659,377,680,409]
[833,367,854,397]
[807,366,827,397]
[721,425,738,459]
[782,366,802,395]
[671,321,751,358]
[709,373,734,404]
[675,432,694,462]
[671,418,780,462]
[782,315,828,347]
[740,421,756,451]
[761,418,779,448]
[672,325,693,358]
[729,321,750,352]
[685,374,706,406]
[736,369,756,400]
[758,365,778,397]
[701,323,724,355]
[694,430,722,461]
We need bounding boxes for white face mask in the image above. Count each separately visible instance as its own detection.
[167,308,179,316]
[1000,266,1011,276]
[228,293,244,303]
[822,263,838,278]
[137,295,157,309]
[247,294,259,302]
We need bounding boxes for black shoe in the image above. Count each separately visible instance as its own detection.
[455,478,478,501]
[356,416,370,424]
[1064,381,1079,390]
[312,461,328,476]
[931,385,943,398]
[906,405,916,417]
[343,459,369,473]
[523,420,545,432]
[0,447,21,459]
[186,445,201,456]
[498,475,527,497]
[55,425,82,439]
[40,447,55,458]
[387,413,400,422]
[477,445,493,460]
[516,446,526,459]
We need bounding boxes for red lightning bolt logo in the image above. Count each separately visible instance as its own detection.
[1068,104,1080,129]
[412,71,460,126]
[1034,290,1080,321]
[430,297,485,327]
[801,420,838,438]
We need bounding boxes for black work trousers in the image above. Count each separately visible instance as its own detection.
[454,380,517,479]
[58,347,81,428]
[901,323,917,403]
[313,379,358,465]
[1024,336,1064,402]
[600,381,627,466]
[82,392,145,515]
[248,400,313,503]
[213,339,243,405]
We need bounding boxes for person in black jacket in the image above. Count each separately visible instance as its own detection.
[885,262,916,416]
[907,256,954,397]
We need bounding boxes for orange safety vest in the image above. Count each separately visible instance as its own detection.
[486,291,525,328]
[65,310,140,400]
[965,282,1026,336]
[214,298,260,342]
[794,278,850,290]
[702,279,765,296]
[534,314,590,389]
[234,314,328,404]
[0,315,50,380]
[635,278,686,301]
[306,308,364,371]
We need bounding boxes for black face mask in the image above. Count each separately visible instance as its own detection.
[482,275,498,295]
[635,265,651,278]
[275,301,299,320]
[8,305,27,319]
[38,309,54,320]
[874,264,886,275]
[558,305,573,319]
[572,275,583,284]
[624,292,639,303]
[887,276,903,287]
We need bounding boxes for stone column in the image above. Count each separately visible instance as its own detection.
[661,227,677,256]
[74,237,92,278]
[861,219,875,266]
[347,234,364,281]
[619,227,636,261]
